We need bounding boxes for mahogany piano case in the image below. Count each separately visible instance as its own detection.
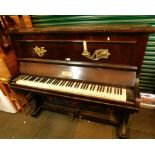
[8,25,155,138]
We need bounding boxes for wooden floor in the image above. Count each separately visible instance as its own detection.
[0,106,155,139]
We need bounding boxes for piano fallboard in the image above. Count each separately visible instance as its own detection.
[10,62,139,112]
[18,61,137,87]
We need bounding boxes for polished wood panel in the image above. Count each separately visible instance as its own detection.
[19,62,136,87]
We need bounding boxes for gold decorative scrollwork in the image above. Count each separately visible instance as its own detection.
[82,41,110,61]
[33,46,47,57]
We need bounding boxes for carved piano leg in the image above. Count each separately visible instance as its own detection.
[118,113,130,138]
[31,94,46,118]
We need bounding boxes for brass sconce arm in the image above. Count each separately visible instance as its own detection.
[81,41,110,61]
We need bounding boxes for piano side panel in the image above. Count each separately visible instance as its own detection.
[20,62,136,87]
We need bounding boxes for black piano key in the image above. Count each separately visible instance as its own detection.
[83,83,87,89]
[76,82,81,88]
[120,88,122,95]
[91,84,94,91]
[34,77,41,82]
[101,86,104,92]
[59,80,63,86]
[56,80,61,85]
[19,76,24,80]
[81,83,84,89]
[94,85,98,90]
[95,85,98,91]
[70,81,74,87]
[69,81,74,87]
[92,85,95,91]
[66,81,71,87]
[52,79,57,84]
[72,81,75,86]
[74,82,78,88]
[82,83,86,89]
[57,80,61,85]
[24,76,31,81]
[39,78,45,83]
[114,88,116,94]
[64,81,69,86]
[60,81,65,86]
[80,83,83,89]
[80,83,84,89]
[26,76,31,80]
[99,86,102,92]
[97,85,100,92]
[21,75,28,80]
[63,81,67,86]
[44,78,50,83]
[32,77,37,82]
[62,80,67,86]
[33,77,38,82]
[40,77,48,83]
[55,80,60,85]
[78,82,81,88]
[53,79,58,84]
[43,78,49,83]
[46,79,53,84]
[107,87,109,93]
[85,84,89,89]
[61,81,65,86]
[101,86,105,92]
[67,81,71,87]
[92,84,95,91]
[90,84,93,91]
[59,80,64,86]
[32,76,38,81]
[117,88,120,95]
[54,79,59,85]
[110,87,112,93]
[39,77,44,82]
[23,76,31,80]
[75,82,79,88]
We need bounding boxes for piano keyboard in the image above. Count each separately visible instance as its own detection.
[15,75,127,102]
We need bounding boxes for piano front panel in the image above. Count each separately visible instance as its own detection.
[15,40,136,66]
[10,32,146,70]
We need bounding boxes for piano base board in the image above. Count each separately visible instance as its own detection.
[30,95,131,138]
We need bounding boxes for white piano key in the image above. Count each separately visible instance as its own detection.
[121,88,126,101]
[16,75,127,102]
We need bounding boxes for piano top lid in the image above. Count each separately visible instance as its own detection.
[8,24,155,34]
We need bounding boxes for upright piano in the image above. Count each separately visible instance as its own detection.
[8,25,155,138]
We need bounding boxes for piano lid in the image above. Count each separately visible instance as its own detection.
[8,24,155,34]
